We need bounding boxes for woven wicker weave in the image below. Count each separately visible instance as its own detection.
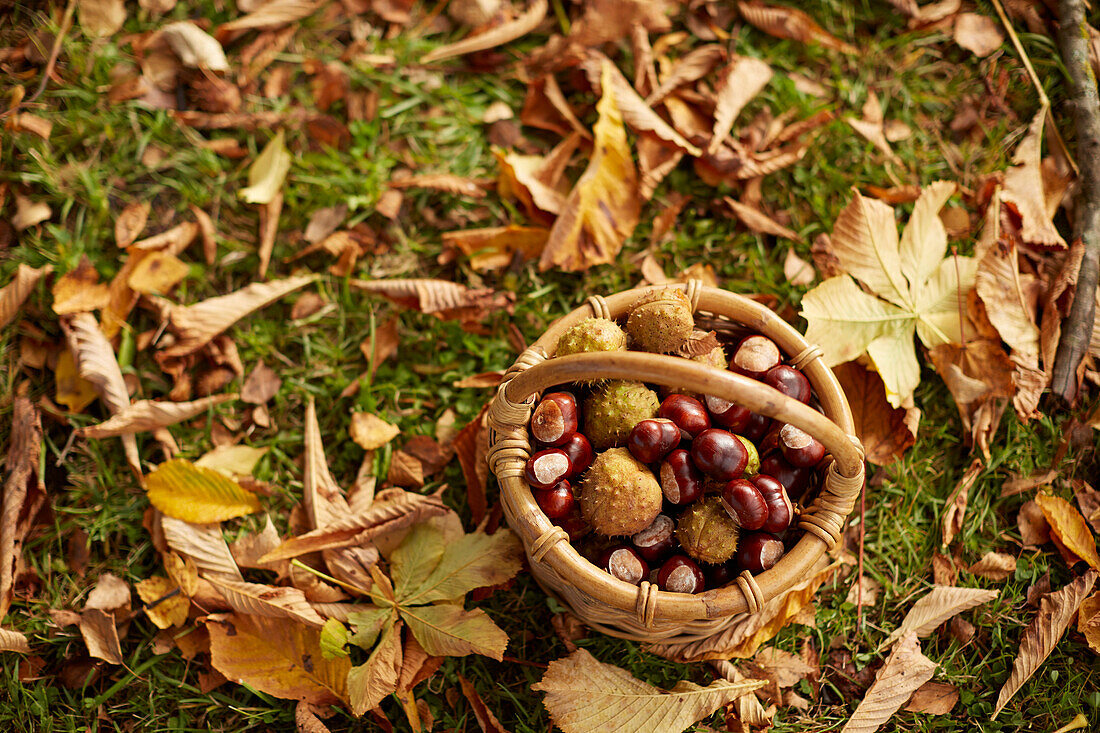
[487,282,865,642]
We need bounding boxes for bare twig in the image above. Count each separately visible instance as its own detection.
[0,0,76,119]
[1052,0,1100,401]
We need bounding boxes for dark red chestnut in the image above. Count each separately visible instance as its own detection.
[741,412,772,442]
[658,394,711,439]
[731,335,781,379]
[705,562,738,588]
[524,448,571,490]
[659,449,705,505]
[778,424,826,468]
[553,510,589,541]
[627,418,681,464]
[531,392,578,446]
[737,532,785,573]
[599,546,649,585]
[720,479,769,531]
[758,455,811,498]
[532,480,575,520]
[704,396,752,432]
[558,433,594,478]
[690,429,748,481]
[656,555,705,594]
[750,474,794,533]
[631,514,678,563]
[763,365,812,403]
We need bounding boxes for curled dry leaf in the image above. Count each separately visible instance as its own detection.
[215,0,324,39]
[160,21,229,71]
[421,0,547,63]
[161,515,244,581]
[832,361,916,466]
[994,570,1098,715]
[52,258,111,315]
[968,552,1017,580]
[0,390,46,618]
[207,577,326,627]
[458,673,510,733]
[708,56,773,155]
[304,398,352,531]
[241,361,281,404]
[389,174,488,198]
[1077,591,1100,654]
[350,278,513,322]
[904,680,958,715]
[942,459,982,547]
[847,92,900,163]
[724,197,798,240]
[841,632,936,733]
[1001,110,1066,249]
[136,575,190,629]
[1035,494,1100,571]
[0,264,52,330]
[532,647,766,733]
[645,44,726,106]
[77,394,236,439]
[880,585,999,650]
[454,401,491,525]
[11,194,51,231]
[1017,500,1051,546]
[240,130,290,206]
[845,575,882,608]
[738,1,857,54]
[784,248,815,286]
[0,628,30,653]
[115,201,151,248]
[79,608,124,665]
[146,460,262,524]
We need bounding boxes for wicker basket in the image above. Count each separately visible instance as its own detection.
[486,281,865,643]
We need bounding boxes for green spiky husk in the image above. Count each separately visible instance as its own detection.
[556,318,628,357]
[579,448,663,536]
[583,381,660,450]
[626,288,694,353]
[676,496,740,564]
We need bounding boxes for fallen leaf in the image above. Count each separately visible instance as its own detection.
[442,226,550,272]
[115,202,151,248]
[162,274,317,356]
[78,0,126,37]
[880,585,999,650]
[256,192,282,279]
[52,258,111,315]
[161,21,229,71]
[725,197,798,240]
[207,577,325,627]
[904,680,958,714]
[458,673,511,733]
[842,632,936,733]
[968,552,1017,580]
[350,278,512,323]
[145,459,262,523]
[347,616,402,715]
[215,0,324,39]
[847,92,899,163]
[539,61,641,272]
[943,459,982,547]
[0,628,30,653]
[86,572,132,616]
[645,44,726,105]
[752,646,816,688]
[302,397,352,531]
[0,264,52,330]
[1035,494,1100,571]
[55,349,99,413]
[349,413,400,451]
[195,446,268,479]
[1017,500,1051,546]
[1076,591,1100,654]
[295,701,334,733]
[954,12,1004,57]
[1001,110,1066,248]
[832,361,916,465]
[78,394,236,439]
[845,575,882,607]
[801,183,976,407]
[240,130,291,205]
[738,1,857,54]
[994,570,1098,715]
[708,56,773,154]
[389,174,488,199]
[128,251,190,294]
[387,450,424,488]
[421,0,547,62]
[136,575,190,628]
[11,194,51,231]
[240,361,281,404]
[161,515,244,581]
[6,113,53,140]
[0,390,46,618]
[79,609,124,665]
[784,249,815,286]
[207,612,350,706]
[304,204,347,244]
[533,647,765,733]
[454,402,491,524]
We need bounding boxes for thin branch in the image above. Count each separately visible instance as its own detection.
[1052,0,1100,401]
[0,0,76,119]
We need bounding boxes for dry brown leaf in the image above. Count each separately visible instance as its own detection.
[421,0,547,62]
[954,12,1004,57]
[0,628,30,653]
[52,258,111,315]
[540,61,641,272]
[1001,111,1066,248]
[708,57,773,155]
[11,194,51,231]
[881,585,999,650]
[0,390,46,618]
[1018,500,1051,546]
[752,646,815,689]
[304,204,347,245]
[295,700,333,733]
[215,0,323,39]
[832,361,916,466]
[845,575,882,607]
[79,609,124,665]
[241,361,281,404]
[645,44,726,106]
[725,197,798,240]
[904,680,958,714]
[115,202,151,248]
[495,136,576,220]
[389,174,488,198]
[131,221,199,253]
[847,92,899,163]
[163,274,317,357]
[160,515,244,581]
[458,673,510,733]
[842,632,936,732]
[387,450,424,488]
[1074,480,1100,535]
[77,394,235,439]
[257,192,283,280]
[7,113,53,140]
[455,402,491,525]
[0,264,51,330]
[301,397,351,532]
[78,0,126,36]
[968,552,1017,580]
[927,338,1017,457]
[207,577,326,627]
[994,571,1098,715]
[943,459,982,547]
[1036,494,1100,571]
[349,413,400,451]
[1076,591,1100,654]
[783,248,815,286]
[738,1,857,54]
[442,226,550,272]
[350,278,512,322]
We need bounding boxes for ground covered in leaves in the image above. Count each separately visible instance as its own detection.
[2,0,1100,731]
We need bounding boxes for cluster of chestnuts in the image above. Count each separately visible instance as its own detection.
[523,288,830,595]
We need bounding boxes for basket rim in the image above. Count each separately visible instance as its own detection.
[488,282,864,628]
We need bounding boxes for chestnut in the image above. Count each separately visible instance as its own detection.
[532,480,575,520]
[627,418,681,464]
[705,396,751,432]
[631,514,678,563]
[741,412,772,442]
[738,532,785,574]
[558,433,594,478]
[720,479,769,531]
[658,394,711,439]
[690,429,748,481]
[731,335,781,379]
[524,448,571,490]
[749,474,794,533]
[656,555,705,594]
[659,449,705,505]
[531,392,578,446]
[763,365,812,403]
[778,424,826,468]
[599,546,649,586]
[705,562,738,589]
[758,455,811,498]
[553,510,589,541]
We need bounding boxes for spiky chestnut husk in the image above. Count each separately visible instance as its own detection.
[556,317,627,357]
[676,496,741,565]
[579,448,663,536]
[626,287,694,354]
[584,381,660,450]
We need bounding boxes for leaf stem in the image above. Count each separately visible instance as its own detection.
[290,558,372,596]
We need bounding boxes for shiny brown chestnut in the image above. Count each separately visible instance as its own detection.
[631,514,678,563]
[558,433,594,478]
[731,335,781,379]
[705,562,738,588]
[763,365,812,403]
[524,448,571,490]
[599,546,649,585]
[720,479,769,531]
[705,395,752,432]
[738,532,785,573]
[553,510,589,541]
[690,429,748,481]
[532,480,575,520]
[758,454,812,498]
[741,412,772,442]
[658,394,711,439]
[778,424,826,468]
[657,555,705,594]
[749,474,794,533]
[531,392,578,446]
[660,449,705,505]
[627,418,681,464]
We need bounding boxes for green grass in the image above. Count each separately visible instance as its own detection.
[2,0,1100,730]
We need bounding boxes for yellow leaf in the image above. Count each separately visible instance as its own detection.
[348,618,403,715]
[442,226,550,272]
[136,576,189,629]
[194,444,269,478]
[55,349,98,413]
[240,129,291,204]
[1036,494,1100,571]
[146,459,261,523]
[52,258,110,315]
[165,552,199,597]
[127,251,190,294]
[349,412,400,451]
